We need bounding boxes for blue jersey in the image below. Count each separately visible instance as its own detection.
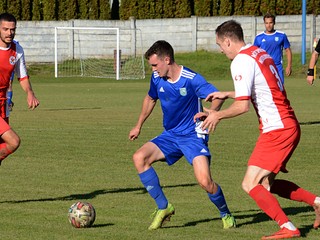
[253,30,290,66]
[148,66,218,134]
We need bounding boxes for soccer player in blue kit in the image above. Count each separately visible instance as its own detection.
[129,40,236,230]
[254,13,292,84]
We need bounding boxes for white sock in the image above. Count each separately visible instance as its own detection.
[280,222,297,231]
[314,196,320,204]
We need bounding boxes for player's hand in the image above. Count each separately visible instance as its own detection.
[307,76,315,85]
[27,93,40,110]
[205,92,230,102]
[195,107,220,133]
[201,107,220,133]
[8,102,14,111]
[129,127,140,141]
[286,66,292,76]
[193,112,208,122]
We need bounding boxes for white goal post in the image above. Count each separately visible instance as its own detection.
[54,27,145,80]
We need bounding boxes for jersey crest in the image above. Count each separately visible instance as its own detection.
[179,88,187,96]
[9,56,16,65]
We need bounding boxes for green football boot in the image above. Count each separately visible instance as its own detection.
[222,214,236,229]
[148,203,175,230]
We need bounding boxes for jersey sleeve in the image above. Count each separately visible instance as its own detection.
[231,54,255,100]
[147,72,159,100]
[14,43,29,81]
[283,34,291,49]
[253,33,262,47]
[253,36,260,47]
[191,73,219,99]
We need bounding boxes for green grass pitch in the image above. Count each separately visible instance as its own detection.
[2,51,319,239]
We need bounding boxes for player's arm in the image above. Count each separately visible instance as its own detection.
[15,45,40,110]
[208,97,224,111]
[199,99,250,133]
[194,91,234,123]
[307,39,320,85]
[205,91,235,102]
[129,94,157,141]
[19,78,40,110]
[285,47,292,76]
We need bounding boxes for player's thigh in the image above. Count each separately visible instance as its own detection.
[179,133,211,165]
[193,156,212,183]
[151,131,183,165]
[1,128,20,147]
[242,165,273,193]
[133,141,165,164]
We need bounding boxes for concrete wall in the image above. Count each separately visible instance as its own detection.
[14,15,320,63]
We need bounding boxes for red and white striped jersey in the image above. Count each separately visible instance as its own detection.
[231,44,296,133]
[0,41,28,96]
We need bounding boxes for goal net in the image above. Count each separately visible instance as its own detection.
[54,27,145,80]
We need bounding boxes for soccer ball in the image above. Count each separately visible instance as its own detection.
[68,201,96,228]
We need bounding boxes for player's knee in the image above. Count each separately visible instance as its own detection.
[198,178,214,193]
[132,151,141,164]
[241,180,251,194]
[132,150,148,170]
[7,135,20,152]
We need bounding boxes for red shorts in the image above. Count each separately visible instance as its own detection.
[0,117,10,135]
[248,125,301,174]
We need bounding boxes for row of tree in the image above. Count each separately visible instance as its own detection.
[0,0,319,21]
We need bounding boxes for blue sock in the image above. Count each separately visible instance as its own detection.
[208,185,231,218]
[139,167,168,209]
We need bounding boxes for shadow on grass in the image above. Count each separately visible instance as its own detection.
[233,206,316,237]
[91,223,115,228]
[0,183,197,204]
[166,206,316,237]
[300,121,320,125]
[2,184,316,236]
[41,107,102,111]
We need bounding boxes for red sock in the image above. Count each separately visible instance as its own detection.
[270,179,316,206]
[249,185,289,226]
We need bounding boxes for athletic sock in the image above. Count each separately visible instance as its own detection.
[139,167,168,209]
[249,185,289,226]
[270,179,317,206]
[281,221,297,231]
[208,184,231,218]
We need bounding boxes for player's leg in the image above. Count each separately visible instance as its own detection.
[193,156,236,229]
[270,179,320,229]
[132,133,177,230]
[244,126,303,239]
[0,119,20,164]
[133,141,168,210]
[243,166,300,239]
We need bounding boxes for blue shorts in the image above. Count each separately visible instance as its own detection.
[150,130,211,166]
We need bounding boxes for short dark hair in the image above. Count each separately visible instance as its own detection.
[263,13,276,23]
[0,13,17,24]
[145,40,175,63]
[215,20,244,42]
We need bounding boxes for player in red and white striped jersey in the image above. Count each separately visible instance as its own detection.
[195,20,319,239]
[0,13,39,164]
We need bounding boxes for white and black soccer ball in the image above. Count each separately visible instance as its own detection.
[68,201,96,228]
